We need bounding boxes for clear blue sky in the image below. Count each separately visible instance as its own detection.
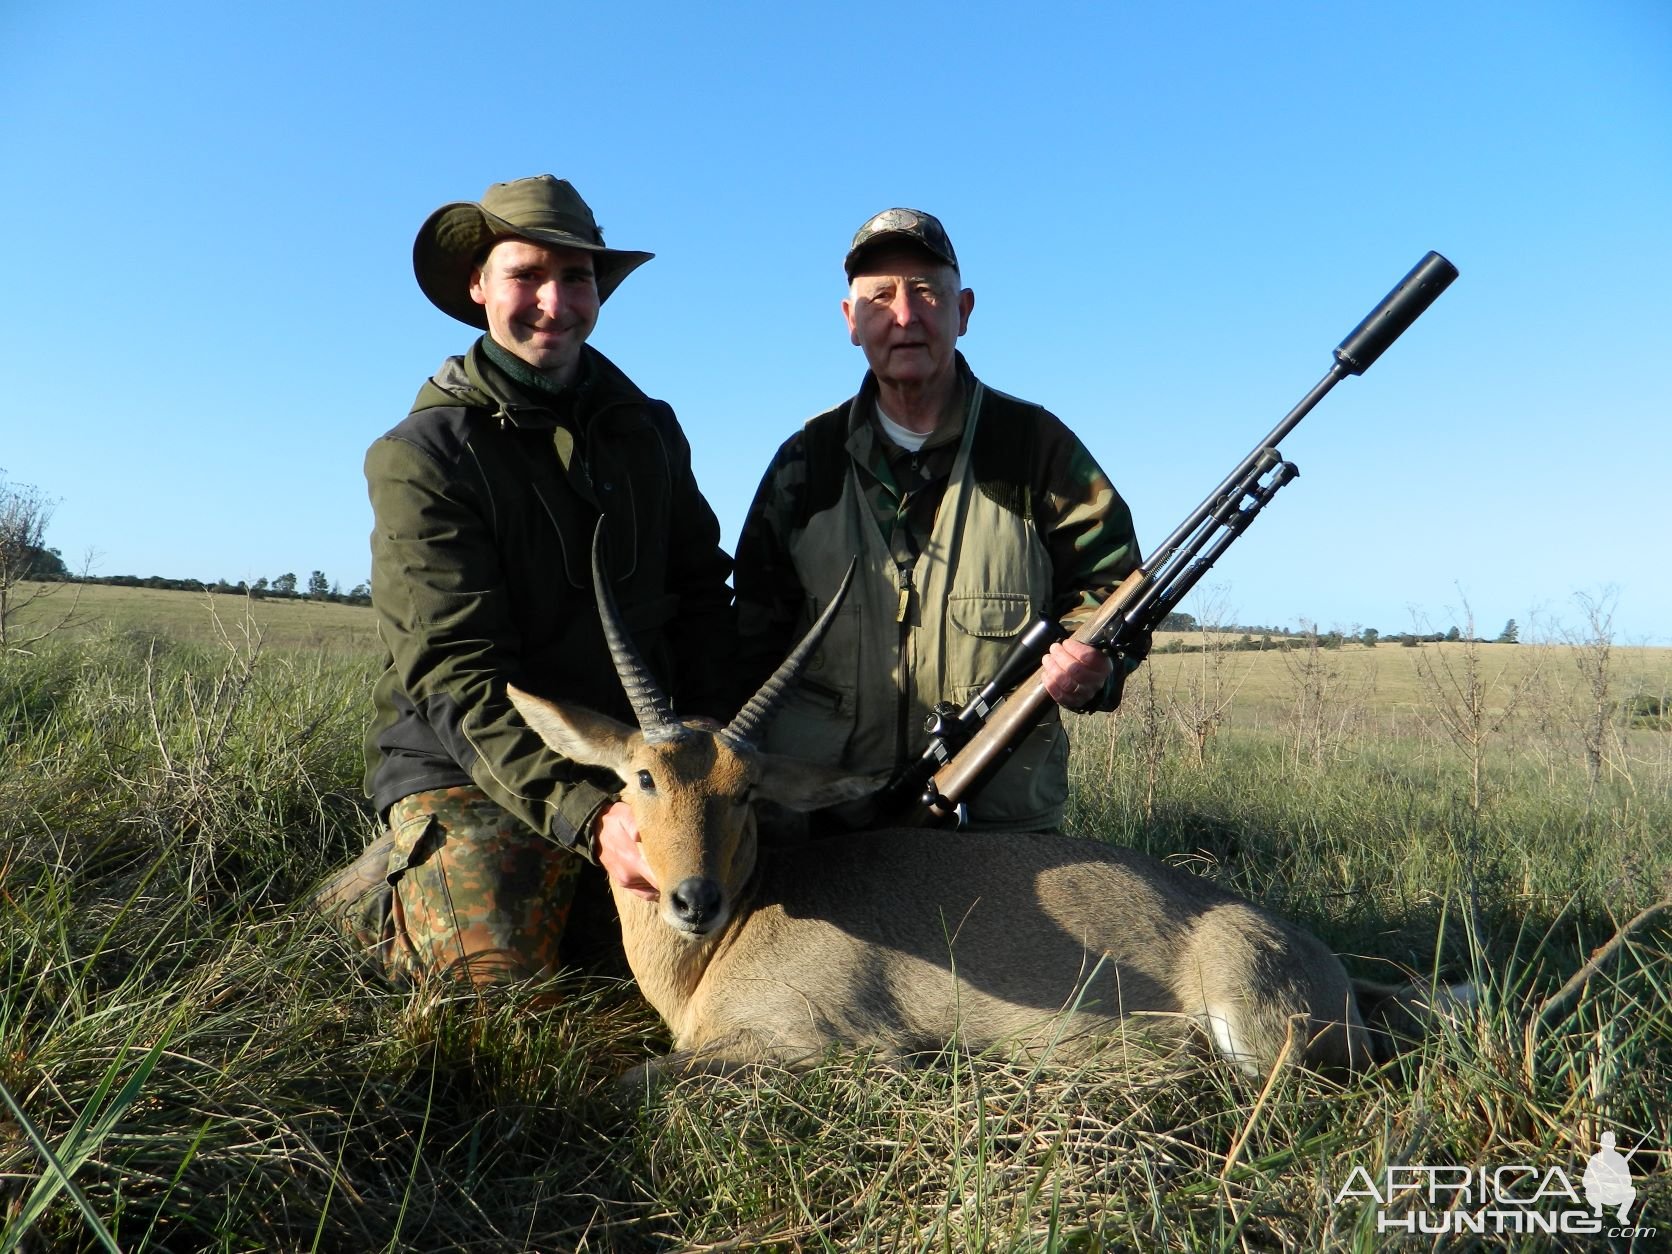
[3,1,1668,643]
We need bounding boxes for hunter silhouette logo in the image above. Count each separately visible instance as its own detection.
[1334,1128,1655,1238]
[1583,1131,1637,1224]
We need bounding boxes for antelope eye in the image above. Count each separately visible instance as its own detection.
[637,769,655,791]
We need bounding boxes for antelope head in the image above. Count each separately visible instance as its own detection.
[508,526,876,938]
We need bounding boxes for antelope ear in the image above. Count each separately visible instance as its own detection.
[753,752,887,812]
[508,684,637,776]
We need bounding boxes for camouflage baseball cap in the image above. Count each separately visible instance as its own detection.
[413,175,655,329]
[843,207,959,279]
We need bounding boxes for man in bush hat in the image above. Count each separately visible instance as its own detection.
[315,175,735,989]
[733,208,1143,833]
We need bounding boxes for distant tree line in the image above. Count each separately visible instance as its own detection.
[1153,613,1522,654]
[46,564,372,607]
[28,561,1530,642]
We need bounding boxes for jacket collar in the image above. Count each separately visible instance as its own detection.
[411,340,652,430]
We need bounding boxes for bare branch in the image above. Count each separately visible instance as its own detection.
[0,469,65,651]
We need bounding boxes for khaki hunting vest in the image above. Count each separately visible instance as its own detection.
[763,383,1069,831]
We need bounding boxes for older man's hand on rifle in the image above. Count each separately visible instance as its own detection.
[1039,639,1114,710]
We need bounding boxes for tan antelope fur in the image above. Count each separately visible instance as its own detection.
[512,686,1401,1079]
[503,532,1456,1082]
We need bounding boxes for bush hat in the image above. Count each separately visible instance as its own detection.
[843,207,959,280]
[413,175,655,329]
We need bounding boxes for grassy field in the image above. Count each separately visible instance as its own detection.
[1,588,1668,1250]
[5,581,379,653]
[1147,632,1671,721]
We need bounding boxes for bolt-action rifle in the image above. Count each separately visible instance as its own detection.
[874,251,1459,827]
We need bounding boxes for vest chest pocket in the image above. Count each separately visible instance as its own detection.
[945,592,1034,696]
[947,593,1034,639]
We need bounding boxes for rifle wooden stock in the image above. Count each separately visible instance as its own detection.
[923,568,1150,818]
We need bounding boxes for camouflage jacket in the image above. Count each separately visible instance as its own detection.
[363,338,736,856]
[734,355,1141,783]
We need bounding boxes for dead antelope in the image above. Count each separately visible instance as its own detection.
[509,546,1458,1082]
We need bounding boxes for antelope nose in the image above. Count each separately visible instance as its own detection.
[669,876,722,929]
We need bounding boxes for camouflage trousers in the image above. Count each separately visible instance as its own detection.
[313,785,589,989]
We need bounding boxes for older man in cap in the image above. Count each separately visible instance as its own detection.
[734,209,1142,833]
[315,175,734,988]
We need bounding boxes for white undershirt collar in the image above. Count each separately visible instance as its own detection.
[874,402,931,453]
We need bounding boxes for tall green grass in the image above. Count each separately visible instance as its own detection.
[1,625,1667,1251]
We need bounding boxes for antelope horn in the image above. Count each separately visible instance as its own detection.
[721,559,856,750]
[590,520,684,744]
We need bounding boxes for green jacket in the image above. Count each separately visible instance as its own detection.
[363,338,736,855]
